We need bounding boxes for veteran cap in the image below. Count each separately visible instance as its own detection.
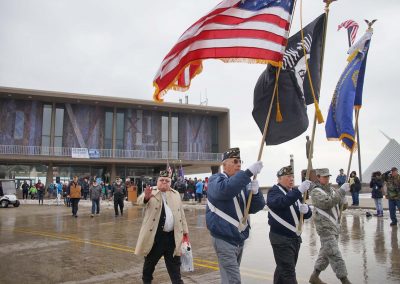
[159,170,169,177]
[222,147,240,162]
[277,165,293,177]
[316,168,331,177]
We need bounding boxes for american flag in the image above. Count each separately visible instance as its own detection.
[153,0,295,102]
[338,20,359,46]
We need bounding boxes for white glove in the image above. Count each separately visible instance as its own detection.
[247,161,263,175]
[247,180,259,194]
[299,203,309,214]
[298,180,312,194]
[340,183,350,192]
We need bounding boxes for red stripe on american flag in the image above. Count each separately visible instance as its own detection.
[164,29,287,65]
[155,47,283,92]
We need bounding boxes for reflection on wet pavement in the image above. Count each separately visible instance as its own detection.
[0,205,399,283]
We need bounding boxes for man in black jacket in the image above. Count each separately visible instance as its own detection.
[111,177,126,216]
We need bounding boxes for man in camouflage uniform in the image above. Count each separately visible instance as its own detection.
[309,168,352,284]
[383,167,400,226]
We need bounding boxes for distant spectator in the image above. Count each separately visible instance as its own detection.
[111,177,126,217]
[68,176,82,218]
[203,177,209,198]
[21,181,29,200]
[349,171,361,206]
[370,171,384,217]
[196,179,204,203]
[36,180,45,205]
[82,178,90,200]
[90,178,103,217]
[29,185,37,199]
[336,169,347,187]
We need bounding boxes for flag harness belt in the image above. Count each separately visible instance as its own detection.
[267,185,301,236]
[313,187,340,227]
[207,174,248,233]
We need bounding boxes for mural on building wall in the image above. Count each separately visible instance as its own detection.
[0,98,43,146]
[0,97,216,153]
[124,109,162,151]
[63,104,105,149]
[179,114,214,153]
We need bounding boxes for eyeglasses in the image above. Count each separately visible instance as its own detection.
[233,159,243,165]
[159,178,171,183]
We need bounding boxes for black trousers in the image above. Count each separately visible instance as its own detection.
[142,231,183,284]
[22,191,28,199]
[114,196,124,215]
[270,231,302,284]
[70,198,80,216]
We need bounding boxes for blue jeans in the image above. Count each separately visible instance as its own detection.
[374,198,383,212]
[388,199,400,224]
[351,191,359,205]
[91,199,100,214]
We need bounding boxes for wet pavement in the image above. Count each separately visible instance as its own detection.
[0,202,399,284]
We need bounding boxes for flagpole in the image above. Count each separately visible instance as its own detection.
[345,27,363,182]
[242,0,299,225]
[298,0,334,232]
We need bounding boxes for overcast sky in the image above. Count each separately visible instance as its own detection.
[0,0,398,185]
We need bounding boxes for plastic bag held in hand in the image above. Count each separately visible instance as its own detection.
[298,180,312,194]
[181,234,194,272]
[247,180,259,194]
[299,203,309,214]
[247,161,263,175]
[340,183,350,192]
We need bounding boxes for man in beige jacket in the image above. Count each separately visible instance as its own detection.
[135,170,189,284]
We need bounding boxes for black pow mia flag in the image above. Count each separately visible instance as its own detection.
[252,13,325,145]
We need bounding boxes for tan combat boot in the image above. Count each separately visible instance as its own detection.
[340,276,352,284]
[309,270,327,284]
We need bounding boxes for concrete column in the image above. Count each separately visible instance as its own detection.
[46,162,54,188]
[110,163,117,182]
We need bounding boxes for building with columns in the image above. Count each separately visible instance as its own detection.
[0,86,229,190]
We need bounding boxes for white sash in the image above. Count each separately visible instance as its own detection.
[313,187,340,226]
[267,185,301,236]
[207,176,249,232]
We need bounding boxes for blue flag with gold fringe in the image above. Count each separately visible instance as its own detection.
[325,30,372,151]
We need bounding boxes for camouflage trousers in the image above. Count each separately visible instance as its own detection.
[314,234,347,279]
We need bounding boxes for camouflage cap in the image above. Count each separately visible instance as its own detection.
[391,167,398,172]
[316,168,331,177]
[277,165,293,177]
[222,147,240,161]
[159,170,169,177]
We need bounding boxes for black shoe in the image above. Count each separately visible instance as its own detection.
[390,222,397,226]
[75,215,78,218]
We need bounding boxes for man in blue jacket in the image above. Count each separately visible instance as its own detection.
[267,165,312,284]
[206,147,265,284]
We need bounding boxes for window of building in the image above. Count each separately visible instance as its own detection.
[161,115,168,152]
[41,104,52,147]
[105,111,113,149]
[116,110,125,149]
[171,115,179,153]
[54,107,64,147]
[14,111,25,140]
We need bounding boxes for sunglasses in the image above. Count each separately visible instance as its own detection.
[233,158,243,165]
[159,178,171,183]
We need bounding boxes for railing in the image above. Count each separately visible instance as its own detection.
[0,145,223,162]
